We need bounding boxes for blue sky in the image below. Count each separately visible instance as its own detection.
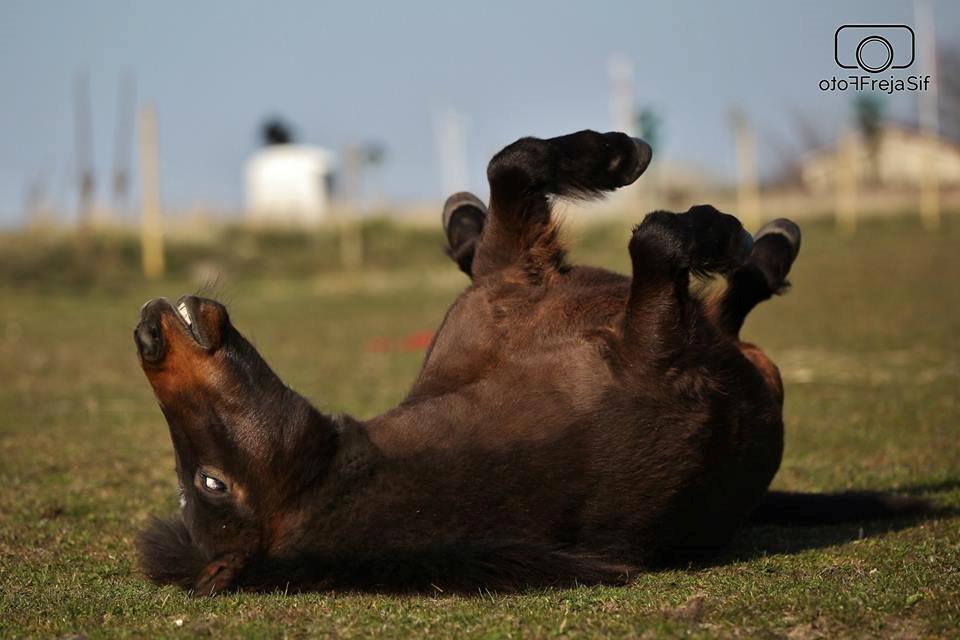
[1,0,958,224]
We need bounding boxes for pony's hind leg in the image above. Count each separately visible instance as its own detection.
[713,218,801,337]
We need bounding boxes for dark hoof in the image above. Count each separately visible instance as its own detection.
[604,132,652,187]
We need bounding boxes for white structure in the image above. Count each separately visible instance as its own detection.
[245,144,336,225]
[607,53,635,136]
[434,109,470,196]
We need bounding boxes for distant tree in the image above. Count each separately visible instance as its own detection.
[361,142,386,167]
[261,118,294,146]
[634,107,663,153]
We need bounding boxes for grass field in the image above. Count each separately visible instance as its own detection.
[1,215,958,638]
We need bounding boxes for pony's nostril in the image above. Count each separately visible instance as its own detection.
[134,318,166,362]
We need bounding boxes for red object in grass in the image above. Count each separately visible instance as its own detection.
[365,330,434,353]
[401,330,434,351]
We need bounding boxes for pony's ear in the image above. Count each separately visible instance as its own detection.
[193,552,245,596]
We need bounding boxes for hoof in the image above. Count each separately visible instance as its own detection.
[603,132,652,188]
[750,218,802,292]
[442,192,487,250]
[753,218,801,263]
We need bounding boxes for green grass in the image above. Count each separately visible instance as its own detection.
[1,215,958,638]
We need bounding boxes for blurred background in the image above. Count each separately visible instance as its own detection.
[1,0,959,285]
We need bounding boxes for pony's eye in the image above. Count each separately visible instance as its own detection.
[199,471,227,493]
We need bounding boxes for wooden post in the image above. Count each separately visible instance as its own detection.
[732,110,761,231]
[138,105,165,279]
[835,132,858,234]
[73,72,95,230]
[608,54,635,136]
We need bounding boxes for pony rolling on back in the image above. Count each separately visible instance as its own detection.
[133,129,926,595]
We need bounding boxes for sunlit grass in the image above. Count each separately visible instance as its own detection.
[1,215,958,638]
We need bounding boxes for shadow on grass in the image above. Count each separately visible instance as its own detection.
[894,478,960,497]
[718,481,960,564]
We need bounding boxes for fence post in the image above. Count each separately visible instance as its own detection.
[919,134,940,231]
[835,132,858,234]
[732,110,761,231]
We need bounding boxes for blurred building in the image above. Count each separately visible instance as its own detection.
[801,125,960,191]
[244,143,336,225]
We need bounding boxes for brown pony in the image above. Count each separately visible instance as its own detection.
[134,130,925,595]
